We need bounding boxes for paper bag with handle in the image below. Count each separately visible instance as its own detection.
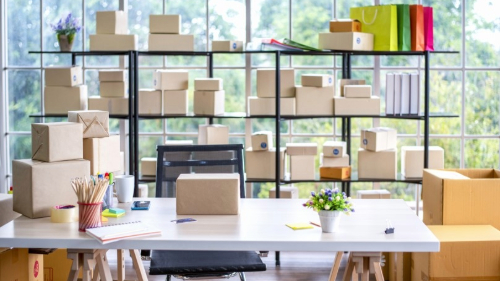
[396,4,411,51]
[410,4,425,51]
[424,6,434,51]
[350,5,398,51]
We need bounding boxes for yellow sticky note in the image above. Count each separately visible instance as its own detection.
[286,223,314,230]
[101,216,108,222]
[102,209,125,218]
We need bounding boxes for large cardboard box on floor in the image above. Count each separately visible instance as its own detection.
[12,159,90,218]
[149,14,181,34]
[68,110,110,138]
[360,127,397,152]
[88,96,129,115]
[269,186,298,199]
[98,70,126,82]
[290,155,315,180]
[402,146,444,178]
[198,124,229,144]
[0,248,29,281]
[411,225,500,281]
[89,34,138,51]
[141,157,157,176]
[43,249,77,281]
[321,153,349,167]
[96,11,127,34]
[139,89,162,115]
[193,90,225,115]
[318,32,374,51]
[164,90,188,115]
[100,81,127,97]
[148,34,194,51]
[176,174,240,215]
[257,68,295,98]
[31,122,83,162]
[153,70,189,91]
[83,135,121,175]
[28,253,43,281]
[0,194,20,227]
[251,131,273,151]
[45,66,82,87]
[358,148,397,179]
[295,86,334,115]
[301,74,333,87]
[212,40,244,52]
[248,97,296,116]
[44,85,88,114]
[245,148,285,180]
[333,97,380,115]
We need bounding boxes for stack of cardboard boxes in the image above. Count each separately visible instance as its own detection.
[150,70,189,115]
[148,14,194,51]
[296,74,334,115]
[212,40,244,52]
[401,146,444,178]
[245,131,285,180]
[90,11,137,51]
[198,124,229,144]
[89,70,129,115]
[44,66,87,114]
[319,141,351,179]
[358,127,397,180]
[194,78,225,115]
[286,143,317,180]
[318,19,373,51]
[334,81,380,116]
[248,69,296,116]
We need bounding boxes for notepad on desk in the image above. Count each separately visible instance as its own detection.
[286,223,314,230]
[86,221,161,244]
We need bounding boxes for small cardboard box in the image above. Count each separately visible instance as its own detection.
[89,34,138,51]
[98,70,127,82]
[83,135,121,175]
[286,143,318,156]
[257,68,295,98]
[44,85,88,114]
[301,74,334,87]
[28,253,43,281]
[100,81,127,98]
[296,86,334,115]
[194,78,223,91]
[164,90,188,115]
[88,96,129,115]
[322,141,346,157]
[176,174,240,215]
[358,148,397,180]
[321,153,349,167]
[212,40,244,52]
[290,155,315,180]
[193,90,225,116]
[148,34,194,51]
[360,127,397,152]
[198,124,229,144]
[344,85,372,98]
[31,122,83,162]
[0,194,20,228]
[319,166,351,179]
[45,66,82,87]
[248,97,296,116]
[269,186,298,199]
[251,131,273,151]
[139,89,162,115]
[401,146,444,178]
[333,97,380,115]
[339,79,365,96]
[329,19,361,32]
[154,70,189,91]
[0,248,29,281]
[68,110,110,138]
[96,11,127,34]
[141,157,157,176]
[165,140,193,145]
[13,159,90,218]
[357,189,391,199]
[149,14,181,34]
[43,249,74,281]
[245,148,285,180]
[412,225,500,281]
[318,32,374,51]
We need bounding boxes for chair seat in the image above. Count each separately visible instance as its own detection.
[149,250,267,275]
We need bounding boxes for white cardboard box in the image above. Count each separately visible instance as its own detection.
[401,146,444,178]
[248,97,296,116]
[251,131,273,151]
[89,34,138,51]
[193,90,225,116]
[296,86,334,115]
[100,81,127,97]
[344,85,372,98]
[257,68,295,98]
[99,70,126,82]
[83,135,121,175]
[96,11,128,34]
[45,66,82,87]
[139,89,162,115]
[360,127,397,152]
[194,78,223,91]
[245,148,284,180]
[322,141,346,157]
[148,34,194,51]
[301,74,333,87]
[290,155,315,180]
[318,32,374,51]
[321,153,349,167]
[212,40,244,52]
[269,186,298,199]
[164,90,188,115]
[141,157,157,176]
[44,86,88,114]
[153,70,189,91]
[198,124,229,144]
[339,79,366,97]
[88,96,129,115]
[286,143,318,156]
[333,97,380,116]
[149,14,181,34]
[358,148,397,179]
[357,189,391,199]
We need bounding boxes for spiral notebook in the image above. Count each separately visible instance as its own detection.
[86,221,161,244]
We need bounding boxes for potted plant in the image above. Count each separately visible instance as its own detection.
[303,188,354,233]
[51,13,81,52]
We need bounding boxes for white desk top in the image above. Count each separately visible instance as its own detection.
[0,199,439,252]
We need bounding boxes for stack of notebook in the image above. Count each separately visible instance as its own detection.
[86,221,161,244]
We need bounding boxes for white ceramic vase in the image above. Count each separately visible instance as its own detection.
[318,210,341,233]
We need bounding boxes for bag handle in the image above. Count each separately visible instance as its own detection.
[362,8,378,25]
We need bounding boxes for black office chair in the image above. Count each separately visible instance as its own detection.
[149,144,267,281]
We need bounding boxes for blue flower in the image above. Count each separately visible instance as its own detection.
[311,191,316,197]
[345,201,349,204]
[351,208,355,212]
[328,197,332,201]
[344,208,348,212]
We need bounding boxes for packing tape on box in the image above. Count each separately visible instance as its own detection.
[51,205,78,223]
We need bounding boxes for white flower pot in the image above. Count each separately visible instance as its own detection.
[318,210,341,233]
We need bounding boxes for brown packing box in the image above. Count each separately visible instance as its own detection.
[360,127,397,152]
[269,186,298,199]
[358,148,397,180]
[257,69,295,98]
[100,81,127,98]
[68,110,110,138]
[139,89,162,114]
[193,90,225,115]
[301,74,333,87]
[148,34,194,51]
[141,157,157,176]
[388,252,411,281]
[96,11,127,34]
[198,124,229,144]
[401,146,444,178]
[31,122,83,162]
[318,32,374,51]
[290,155,315,180]
[194,78,223,91]
[319,166,351,179]
[28,253,43,281]
[321,153,349,167]
[43,249,76,281]
[286,143,318,155]
[13,159,90,218]
[0,248,29,281]
[357,189,391,199]
[89,34,138,51]
[0,194,20,228]
[154,70,189,91]
[44,85,88,114]
[149,14,181,34]
[251,131,273,151]
[245,148,285,180]
[98,70,127,82]
[176,174,240,215]
[344,85,372,98]
[412,225,500,281]
[322,141,346,157]
[339,79,366,96]
[329,19,361,32]
[212,40,244,52]
[296,86,334,115]
[333,97,380,115]
[88,96,129,115]
[83,135,121,175]
[164,90,188,115]
[45,66,82,87]
[248,97,296,116]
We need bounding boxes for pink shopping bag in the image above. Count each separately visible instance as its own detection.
[424,7,434,51]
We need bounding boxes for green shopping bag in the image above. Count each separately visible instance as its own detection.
[396,4,411,51]
[350,5,398,51]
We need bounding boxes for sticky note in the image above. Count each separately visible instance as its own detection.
[109,208,125,214]
[286,223,314,230]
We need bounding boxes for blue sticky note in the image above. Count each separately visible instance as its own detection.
[109,208,125,214]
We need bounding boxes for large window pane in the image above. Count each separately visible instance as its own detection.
[9,135,32,173]
[465,71,500,135]
[7,0,40,66]
[465,138,499,168]
[8,70,41,131]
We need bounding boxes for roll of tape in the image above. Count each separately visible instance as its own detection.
[51,205,78,223]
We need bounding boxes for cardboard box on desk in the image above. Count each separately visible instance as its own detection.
[357,189,391,199]
[322,141,346,157]
[402,146,444,178]
[358,148,397,180]
[286,143,318,155]
[0,248,29,281]
[164,90,188,115]
[194,78,223,91]
[269,186,298,199]
[96,11,127,34]
[301,74,333,87]
[319,166,351,179]
[290,155,315,180]
[88,96,129,115]
[0,194,20,228]
[245,148,285,180]
[153,70,189,91]
[321,153,349,167]
[212,40,243,52]
[333,97,380,116]
[28,252,43,281]
[68,110,110,138]
[344,85,372,98]
[83,135,121,175]
[149,14,181,34]
[296,86,334,115]
[139,89,162,115]
[31,122,83,162]
[100,81,127,97]
[89,34,138,51]
[44,85,88,114]
[45,66,82,87]
[193,90,225,116]
[257,68,295,98]
[318,32,373,51]
[338,79,365,97]
[251,131,273,151]
[176,174,240,215]
[12,159,90,218]
[141,157,157,176]
[198,124,229,144]
[148,34,194,51]
[248,97,296,116]
[98,70,127,82]
[329,19,361,32]
[360,127,397,152]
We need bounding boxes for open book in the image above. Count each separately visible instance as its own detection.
[86,221,161,244]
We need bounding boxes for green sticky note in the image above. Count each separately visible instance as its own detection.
[109,208,125,214]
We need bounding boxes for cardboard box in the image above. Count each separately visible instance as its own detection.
[296,86,334,115]
[44,85,88,114]
[165,140,193,145]
[192,151,232,174]
[193,90,225,115]
[12,159,90,218]
[139,89,162,114]
[401,146,444,178]
[100,81,127,98]
[141,157,156,176]
[269,186,298,199]
[257,69,295,98]
[83,135,121,175]
[198,124,229,144]
[357,189,391,199]
[319,166,351,179]
[88,96,129,115]
[344,85,372,98]
[43,249,74,281]
[339,79,366,97]
[412,225,500,281]
[360,127,397,152]
[68,110,110,138]
[194,78,223,91]
[176,174,240,215]
[251,131,273,151]
[0,248,29,281]
[149,14,181,34]
[358,148,397,180]
[321,153,349,167]
[322,141,346,157]
[318,32,374,51]
[148,34,194,51]
[89,34,138,51]
[0,194,20,228]
[31,122,83,162]
[286,143,318,156]
[388,252,411,281]
[290,155,315,180]
[301,74,334,87]
[329,19,361,32]
[45,66,82,87]
[212,40,244,52]
[333,97,380,115]
[98,70,127,82]
[245,148,285,180]
[164,90,188,115]
[96,11,127,34]
[153,70,189,91]
[28,253,43,281]
[248,97,296,116]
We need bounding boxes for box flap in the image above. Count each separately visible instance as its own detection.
[428,225,500,242]
[446,168,497,179]
[424,169,469,180]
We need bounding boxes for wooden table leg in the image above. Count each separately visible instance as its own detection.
[328,251,343,281]
[352,268,358,281]
[83,252,96,281]
[67,251,80,281]
[361,257,369,281]
[342,253,354,281]
[117,249,125,281]
[373,261,385,281]
[95,250,113,281]
[130,249,148,281]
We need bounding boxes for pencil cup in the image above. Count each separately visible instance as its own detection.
[78,202,102,232]
[102,183,114,210]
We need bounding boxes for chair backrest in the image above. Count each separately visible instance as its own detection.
[155,144,245,198]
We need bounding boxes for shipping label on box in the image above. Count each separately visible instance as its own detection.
[301,74,333,87]
[344,85,372,98]
[45,66,82,87]
[68,110,110,138]
[245,148,285,180]
[44,85,88,114]
[319,166,351,179]
[139,89,162,114]
[248,97,296,116]
[257,68,295,98]
[83,135,121,175]
[198,124,229,144]
[339,79,366,96]
[193,90,225,116]
[290,155,315,180]
[148,34,194,51]
[89,34,138,51]
[269,186,298,199]
[28,253,43,281]
[141,157,157,176]
[88,96,129,115]
[295,86,334,115]
[150,14,181,34]
[0,248,29,281]
[357,189,391,199]
[154,70,189,91]
[318,32,374,51]
[212,40,244,52]
[164,90,188,115]
[360,127,397,152]
[321,153,349,167]
[96,11,127,34]
[358,148,397,180]
[31,122,83,162]
[99,70,127,82]
[286,143,318,155]
[333,97,380,115]
[329,19,361,32]
[401,146,444,178]
[322,141,346,157]
[194,78,223,91]
[251,131,273,151]
[100,81,127,98]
